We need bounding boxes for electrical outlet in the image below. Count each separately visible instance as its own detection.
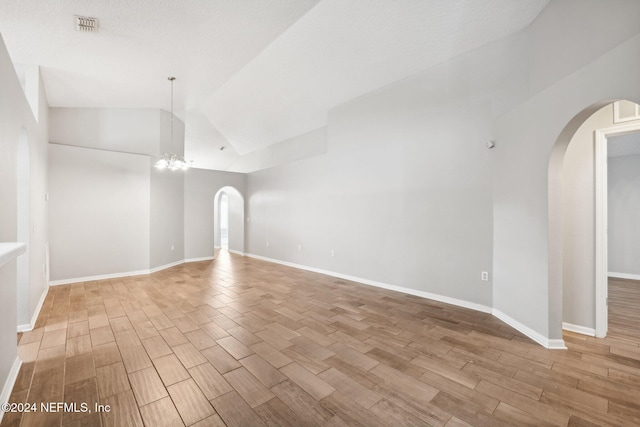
[266,241,270,247]
[171,245,175,251]
[481,271,489,281]
[330,250,335,257]
[297,245,302,251]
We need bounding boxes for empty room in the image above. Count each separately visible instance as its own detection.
[1,0,640,426]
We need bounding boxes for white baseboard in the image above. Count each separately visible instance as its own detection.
[492,309,567,349]
[0,357,22,424]
[214,246,221,249]
[247,253,566,349]
[562,322,596,337]
[149,260,184,274]
[17,286,49,332]
[49,260,186,286]
[609,272,640,281]
[245,253,492,314]
[545,339,568,350]
[184,256,215,263]
[49,268,151,286]
[228,250,245,256]
[16,324,31,333]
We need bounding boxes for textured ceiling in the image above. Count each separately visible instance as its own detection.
[0,0,549,170]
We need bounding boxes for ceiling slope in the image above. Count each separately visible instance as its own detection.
[0,0,320,109]
[0,0,549,170]
[202,0,550,155]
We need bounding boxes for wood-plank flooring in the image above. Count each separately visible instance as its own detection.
[608,277,640,342]
[3,252,640,426]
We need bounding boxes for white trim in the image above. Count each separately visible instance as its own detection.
[184,256,215,263]
[16,324,31,333]
[17,286,49,332]
[49,268,151,286]
[613,100,640,124]
[595,127,608,338]
[228,249,245,256]
[608,272,640,281]
[49,260,188,286]
[149,260,184,273]
[546,339,569,350]
[0,357,22,424]
[246,253,492,314]
[214,245,221,249]
[493,309,567,349]
[562,322,596,337]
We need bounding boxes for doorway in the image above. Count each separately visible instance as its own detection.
[220,193,229,250]
[213,186,245,256]
[594,113,640,338]
[603,124,640,341]
[558,100,640,339]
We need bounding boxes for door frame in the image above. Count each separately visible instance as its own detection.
[594,121,640,337]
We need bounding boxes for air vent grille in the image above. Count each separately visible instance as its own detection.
[75,16,99,32]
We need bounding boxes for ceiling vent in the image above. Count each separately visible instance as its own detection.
[75,16,99,32]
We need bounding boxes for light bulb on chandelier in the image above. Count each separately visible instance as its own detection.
[155,77,190,171]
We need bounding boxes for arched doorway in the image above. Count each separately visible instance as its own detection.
[220,193,229,250]
[214,186,245,255]
[17,129,30,329]
[550,99,640,340]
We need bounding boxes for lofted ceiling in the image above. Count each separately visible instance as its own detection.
[0,0,549,171]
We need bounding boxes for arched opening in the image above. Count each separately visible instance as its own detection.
[16,128,30,328]
[214,186,245,256]
[220,193,229,250]
[550,99,640,341]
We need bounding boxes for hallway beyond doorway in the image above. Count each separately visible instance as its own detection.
[608,277,640,342]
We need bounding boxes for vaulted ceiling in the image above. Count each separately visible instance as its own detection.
[0,0,549,171]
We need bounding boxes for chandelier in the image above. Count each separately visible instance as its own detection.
[155,77,189,171]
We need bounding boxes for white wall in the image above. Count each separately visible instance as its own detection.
[226,188,245,254]
[608,153,640,276]
[16,130,30,326]
[150,110,186,269]
[0,36,49,403]
[494,1,640,343]
[246,0,640,346]
[0,38,21,406]
[48,107,189,274]
[561,105,614,330]
[247,76,495,308]
[28,73,49,328]
[150,168,184,269]
[49,144,150,280]
[229,127,327,173]
[50,108,163,156]
[184,169,246,260]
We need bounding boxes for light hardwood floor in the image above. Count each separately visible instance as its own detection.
[3,252,640,426]
[608,277,640,343]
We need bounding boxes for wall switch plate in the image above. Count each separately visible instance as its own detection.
[297,245,302,251]
[330,250,335,257]
[171,245,175,251]
[481,271,489,281]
